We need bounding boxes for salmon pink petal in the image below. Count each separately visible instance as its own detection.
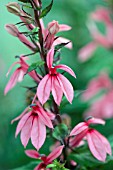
[78,42,97,62]
[57,73,74,103]
[54,37,72,49]
[94,130,112,155]
[70,129,88,147]
[46,111,55,120]
[31,117,46,150]
[70,122,88,136]
[34,163,46,170]
[46,48,54,68]
[11,107,29,124]
[6,61,20,77]
[20,115,33,148]
[59,24,71,32]
[55,64,76,78]
[15,111,31,137]
[4,68,23,95]
[87,130,106,162]
[28,70,41,83]
[37,108,53,128]
[52,76,63,105]
[37,74,51,105]
[25,150,40,159]
[86,117,105,126]
[46,145,64,164]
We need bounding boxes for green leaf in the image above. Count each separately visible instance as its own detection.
[40,0,53,18]
[47,164,56,168]
[55,42,71,51]
[52,123,68,141]
[27,61,45,73]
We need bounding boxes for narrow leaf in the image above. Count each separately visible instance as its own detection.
[40,0,53,18]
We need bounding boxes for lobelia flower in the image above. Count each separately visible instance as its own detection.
[40,20,72,50]
[82,72,112,101]
[4,55,41,95]
[78,7,113,62]
[25,145,64,170]
[11,102,55,150]
[70,117,112,162]
[6,2,35,30]
[5,24,36,51]
[84,90,113,119]
[37,48,76,105]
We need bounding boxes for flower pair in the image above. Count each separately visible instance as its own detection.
[70,117,112,162]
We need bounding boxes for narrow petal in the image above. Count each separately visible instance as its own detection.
[52,76,63,105]
[37,75,51,105]
[53,37,72,49]
[25,150,40,159]
[34,163,46,170]
[86,117,105,126]
[11,107,29,124]
[55,64,76,78]
[31,117,46,150]
[6,61,20,77]
[87,129,106,162]
[70,129,88,147]
[59,24,71,32]
[20,116,33,148]
[70,122,88,136]
[4,68,22,95]
[46,48,54,68]
[57,73,74,103]
[37,108,53,128]
[15,111,31,137]
[46,145,64,164]
[78,42,97,62]
[94,130,112,155]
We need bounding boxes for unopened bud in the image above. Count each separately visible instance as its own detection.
[5,24,19,37]
[6,2,21,16]
[48,20,60,35]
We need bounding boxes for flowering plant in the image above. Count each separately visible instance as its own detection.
[5,0,113,169]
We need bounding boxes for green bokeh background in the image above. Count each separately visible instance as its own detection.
[1,0,113,169]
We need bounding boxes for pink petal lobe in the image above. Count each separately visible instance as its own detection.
[59,24,72,32]
[86,117,105,126]
[20,115,33,148]
[37,74,51,105]
[11,107,29,124]
[46,48,54,68]
[46,145,64,164]
[34,163,46,170]
[94,130,112,155]
[55,64,76,78]
[31,117,46,150]
[37,108,53,128]
[15,111,31,137]
[52,76,63,105]
[54,37,72,49]
[25,150,40,159]
[57,73,74,103]
[87,130,106,162]
[78,42,97,62]
[70,122,88,136]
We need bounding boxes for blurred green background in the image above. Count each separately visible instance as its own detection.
[1,0,113,169]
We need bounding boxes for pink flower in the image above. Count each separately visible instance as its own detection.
[4,55,41,94]
[82,72,112,101]
[25,145,64,170]
[84,90,113,119]
[11,103,54,150]
[70,117,111,162]
[40,20,72,50]
[37,48,76,105]
[5,24,36,51]
[78,7,113,62]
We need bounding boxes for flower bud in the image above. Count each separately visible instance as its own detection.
[48,20,60,35]
[6,2,21,16]
[5,24,18,37]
